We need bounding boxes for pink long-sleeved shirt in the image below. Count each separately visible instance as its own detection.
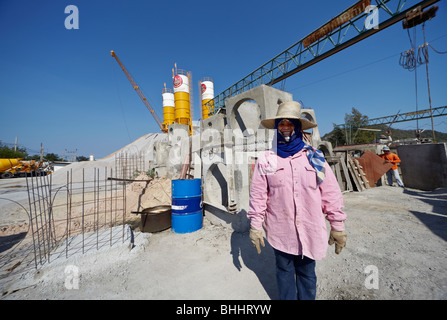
[247,149,346,260]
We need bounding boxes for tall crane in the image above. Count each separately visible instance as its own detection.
[111,50,167,133]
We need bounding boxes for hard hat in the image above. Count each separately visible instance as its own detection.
[382,146,390,151]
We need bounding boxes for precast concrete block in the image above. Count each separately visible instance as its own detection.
[202,160,250,232]
[190,132,201,153]
[200,115,228,222]
[164,123,190,177]
[203,158,227,208]
[201,126,251,232]
[150,140,171,178]
[190,133,202,179]
[301,108,321,147]
[225,84,293,134]
[202,137,269,232]
[397,143,447,190]
[167,123,189,146]
[153,141,170,167]
[201,113,227,133]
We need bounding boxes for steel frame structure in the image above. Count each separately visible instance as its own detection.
[207,0,440,114]
[359,105,447,126]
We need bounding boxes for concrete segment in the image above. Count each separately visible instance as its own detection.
[225,84,293,133]
[398,143,447,190]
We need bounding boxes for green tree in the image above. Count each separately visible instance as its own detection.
[28,154,42,161]
[44,153,63,162]
[77,156,89,162]
[344,107,374,144]
[0,144,28,159]
[326,124,346,147]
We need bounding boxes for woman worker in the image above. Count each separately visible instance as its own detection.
[247,101,347,300]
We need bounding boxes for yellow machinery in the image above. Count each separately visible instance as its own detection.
[0,158,50,178]
[111,50,168,133]
[0,158,20,172]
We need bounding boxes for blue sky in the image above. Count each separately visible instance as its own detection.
[1,0,446,159]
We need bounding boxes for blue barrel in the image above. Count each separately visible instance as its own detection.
[171,179,203,233]
[172,197,202,214]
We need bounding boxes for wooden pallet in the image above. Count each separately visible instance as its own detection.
[354,158,370,189]
[346,154,369,191]
[328,154,353,192]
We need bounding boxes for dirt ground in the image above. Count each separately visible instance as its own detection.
[1,182,446,300]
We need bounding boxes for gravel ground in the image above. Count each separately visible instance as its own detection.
[1,184,446,300]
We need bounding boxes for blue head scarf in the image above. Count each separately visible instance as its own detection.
[274,118,327,185]
[275,118,304,158]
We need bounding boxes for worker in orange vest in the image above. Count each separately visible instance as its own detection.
[379,146,404,188]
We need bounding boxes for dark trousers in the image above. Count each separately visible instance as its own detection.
[273,249,317,300]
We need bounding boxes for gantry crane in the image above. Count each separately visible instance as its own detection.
[207,0,440,114]
[111,50,167,133]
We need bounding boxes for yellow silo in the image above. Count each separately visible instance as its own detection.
[162,85,175,131]
[173,67,191,127]
[200,78,214,120]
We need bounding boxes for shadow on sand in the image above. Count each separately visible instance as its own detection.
[230,231,279,299]
[404,188,447,242]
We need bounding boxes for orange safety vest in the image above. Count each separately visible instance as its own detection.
[380,152,401,170]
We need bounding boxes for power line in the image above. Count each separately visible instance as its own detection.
[289,31,447,92]
[289,52,400,92]
[428,43,447,54]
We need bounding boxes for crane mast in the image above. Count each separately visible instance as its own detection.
[111,50,167,133]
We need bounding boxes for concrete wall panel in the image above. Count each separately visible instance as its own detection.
[397,143,447,190]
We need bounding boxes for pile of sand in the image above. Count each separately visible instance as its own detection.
[50,133,168,186]
[125,173,171,214]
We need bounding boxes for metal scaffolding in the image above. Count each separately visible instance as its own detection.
[336,105,447,127]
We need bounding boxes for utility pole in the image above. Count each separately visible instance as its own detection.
[422,23,436,142]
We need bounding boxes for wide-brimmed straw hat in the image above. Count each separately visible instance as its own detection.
[260,101,317,130]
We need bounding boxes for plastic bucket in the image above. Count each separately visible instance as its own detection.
[171,179,203,233]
